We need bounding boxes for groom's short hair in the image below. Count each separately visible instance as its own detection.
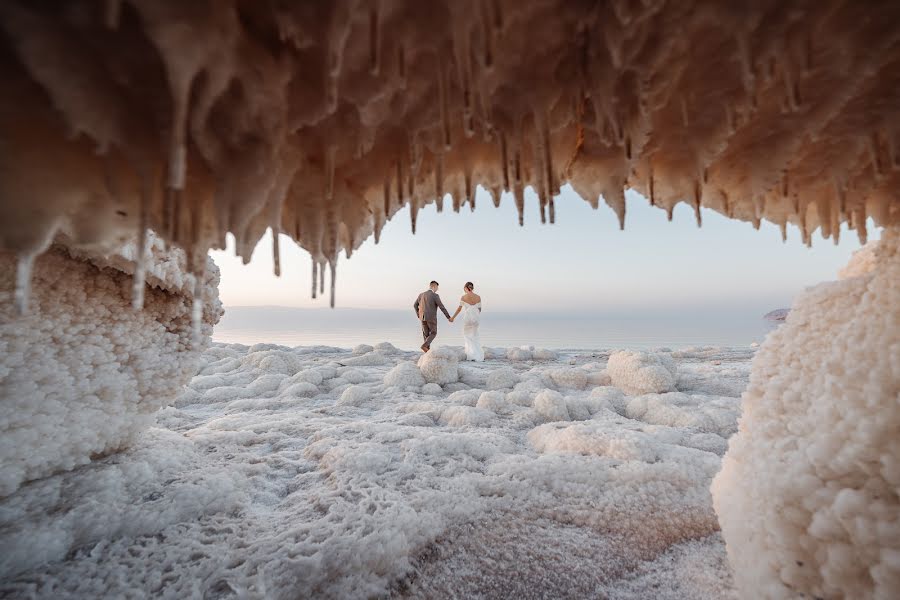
[430,280,439,287]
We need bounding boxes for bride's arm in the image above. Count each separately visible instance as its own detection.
[451,300,463,321]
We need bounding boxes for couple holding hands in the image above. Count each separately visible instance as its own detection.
[413,280,483,362]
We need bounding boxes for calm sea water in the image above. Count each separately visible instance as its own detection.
[213,307,780,351]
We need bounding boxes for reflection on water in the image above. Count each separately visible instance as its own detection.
[213,307,779,351]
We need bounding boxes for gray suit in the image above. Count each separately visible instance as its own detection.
[414,289,451,349]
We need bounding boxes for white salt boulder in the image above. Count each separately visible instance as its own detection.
[373,341,400,354]
[532,348,558,361]
[533,389,570,422]
[421,383,443,395]
[417,346,459,385]
[486,367,519,390]
[476,391,508,412]
[439,406,496,427]
[590,386,628,414]
[279,382,319,398]
[341,351,387,367]
[548,368,588,389]
[586,369,612,386]
[337,368,366,384]
[506,389,534,407]
[712,230,900,600]
[352,343,374,355]
[507,347,533,361]
[447,389,481,406]
[383,362,426,388]
[606,351,677,395]
[337,385,370,406]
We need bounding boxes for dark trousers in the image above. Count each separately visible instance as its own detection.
[421,319,438,348]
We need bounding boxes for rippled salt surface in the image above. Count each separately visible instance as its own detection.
[1,342,753,599]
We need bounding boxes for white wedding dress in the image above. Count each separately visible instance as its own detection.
[459,301,484,362]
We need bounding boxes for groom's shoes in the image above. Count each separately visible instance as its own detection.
[421,344,430,353]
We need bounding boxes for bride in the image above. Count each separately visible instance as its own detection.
[450,282,484,362]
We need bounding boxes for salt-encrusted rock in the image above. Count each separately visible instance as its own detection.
[0,239,221,496]
[383,362,426,388]
[242,350,304,375]
[532,349,558,361]
[606,351,678,395]
[590,386,628,415]
[505,389,535,407]
[458,365,488,387]
[352,344,374,355]
[475,391,507,412]
[337,368,366,384]
[417,347,459,385]
[447,389,481,406]
[292,369,325,386]
[245,374,287,396]
[421,383,443,395]
[565,396,612,421]
[279,382,319,398]
[507,347,533,361]
[549,368,589,389]
[337,385,370,407]
[586,369,612,386]
[533,389,570,422]
[373,342,400,354]
[439,406,496,427]
[712,229,900,600]
[486,367,519,390]
[341,351,388,367]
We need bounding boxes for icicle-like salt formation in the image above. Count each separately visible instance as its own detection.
[13,253,34,315]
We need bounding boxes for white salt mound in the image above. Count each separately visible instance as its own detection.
[384,362,426,388]
[533,389,570,422]
[0,241,221,496]
[549,368,589,390]
[417,347,460,385]
[421,383,443,395]
[486,367,519,390]
[607,351,678,395]
[712,229,900,599]
[338,386,370,407]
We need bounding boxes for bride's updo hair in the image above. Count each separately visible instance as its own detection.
[464,282,474,291]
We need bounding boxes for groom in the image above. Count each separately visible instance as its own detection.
[414,280,452,352]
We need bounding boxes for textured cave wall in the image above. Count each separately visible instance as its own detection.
[0,240,222,496]
[711,230,900,599]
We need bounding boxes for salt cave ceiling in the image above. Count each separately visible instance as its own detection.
[1,0,899,302]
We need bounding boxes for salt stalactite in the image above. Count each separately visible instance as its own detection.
[132,226,149,311]
[272,230,281,278]
[311,257,318,299]
[328,257,338,308]
[190,269,204,348]
[369,3,381,75]
[13,252,35,315]
[434,154,445,212]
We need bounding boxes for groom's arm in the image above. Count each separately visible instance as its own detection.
[437,296,452,320]
[413,295,420,317]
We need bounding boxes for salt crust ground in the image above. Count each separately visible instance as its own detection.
[0,343,754,598]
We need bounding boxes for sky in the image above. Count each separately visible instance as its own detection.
[210,186,872,317]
